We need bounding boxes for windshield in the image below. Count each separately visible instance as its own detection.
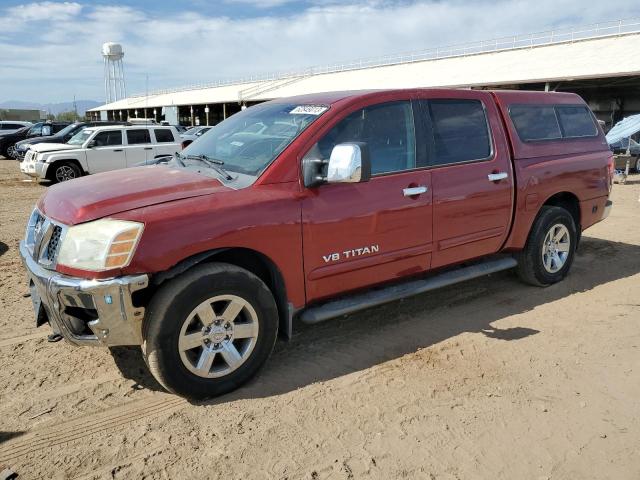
[27,123,43,136]
[184,127,201,135]
[68,129,94,145]
[56,123,81,138]
[183,102,328,176]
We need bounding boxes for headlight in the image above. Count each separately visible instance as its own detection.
[57,219,144,271]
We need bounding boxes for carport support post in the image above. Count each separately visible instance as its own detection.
[223,103,227,120]
[205,105,210,126]
[190,106,194,126]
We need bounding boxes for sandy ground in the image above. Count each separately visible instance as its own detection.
[0,158,638,480]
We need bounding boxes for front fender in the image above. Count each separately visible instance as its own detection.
[45,153,88,173]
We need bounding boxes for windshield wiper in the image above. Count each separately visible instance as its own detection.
[183,154,233,180]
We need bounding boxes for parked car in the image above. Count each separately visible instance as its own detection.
[20,125,181,182]
[14,121,129,160]
[19,89,612,399]
[608,138,640,171]
[179,126,211,147]
[0,121,33,135]
[0,121,70,159]
[160,121,188,133]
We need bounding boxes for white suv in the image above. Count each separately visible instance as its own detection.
[20,125,181,183]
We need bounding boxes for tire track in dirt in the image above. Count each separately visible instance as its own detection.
[0,395,187,463]
[0,331,48,348]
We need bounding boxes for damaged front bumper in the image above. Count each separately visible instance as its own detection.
[19,240,149,347]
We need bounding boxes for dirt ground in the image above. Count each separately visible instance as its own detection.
[0,158,638,480]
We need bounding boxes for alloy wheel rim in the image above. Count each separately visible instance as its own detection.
[7,145,16,158]
[56,165,76,182]
[541,223,570,273]
[178,294,259,379]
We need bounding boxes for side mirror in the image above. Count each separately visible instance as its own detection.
[326,143,371,184]
[87,140,96,148]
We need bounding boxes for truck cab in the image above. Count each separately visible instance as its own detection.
[19,89,612,399]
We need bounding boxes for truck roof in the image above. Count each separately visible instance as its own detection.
[271,88,585,106]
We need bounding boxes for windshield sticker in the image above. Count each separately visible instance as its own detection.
[290,105,328,116]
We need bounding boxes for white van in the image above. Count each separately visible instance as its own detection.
[20,125,181,182]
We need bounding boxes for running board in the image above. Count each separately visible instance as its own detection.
[299,256,518,324]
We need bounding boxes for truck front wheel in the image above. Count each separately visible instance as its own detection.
[516,206,577,287]
[142,263,278,399]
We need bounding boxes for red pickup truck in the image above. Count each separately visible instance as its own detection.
[20,89,613,398]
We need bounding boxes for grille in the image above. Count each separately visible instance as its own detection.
[26,209,65,267]
[45,226,62,261]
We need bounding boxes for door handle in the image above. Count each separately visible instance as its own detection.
[144,147,153,150]
[487,172,508,182]
[113,149,123,152]
[403,186,428,197]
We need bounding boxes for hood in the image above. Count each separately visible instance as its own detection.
[38,165,230,225]
[17,136,64,148]
[31,143,77,153]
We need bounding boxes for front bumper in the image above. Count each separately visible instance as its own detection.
[19,160,47,178]
[19,240,149,347]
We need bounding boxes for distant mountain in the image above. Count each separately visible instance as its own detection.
[0,100,102,116]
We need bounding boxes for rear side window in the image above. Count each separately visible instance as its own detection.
[93,130,122,146]
[556,106,597,138]
[126,129,151,144]
[509,104,597,142]
[2,123,23,130]
[428,99,491,165]
[509,105,561,142]
[154,129,175,143]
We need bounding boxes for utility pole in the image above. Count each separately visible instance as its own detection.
[73,95,78,121]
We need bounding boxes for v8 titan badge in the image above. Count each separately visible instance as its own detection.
[322,245,380,263]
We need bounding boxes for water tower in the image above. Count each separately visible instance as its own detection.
[102,42,126,103]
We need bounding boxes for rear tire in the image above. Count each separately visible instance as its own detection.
[516,206,577,287]
[635,156,640,173]
[142,263,278,399]
[50,161,81,183]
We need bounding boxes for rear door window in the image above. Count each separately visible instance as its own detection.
[126,129,151,144]
[556,106,597,138]
[154,129,175,143]
[427,99,491,165]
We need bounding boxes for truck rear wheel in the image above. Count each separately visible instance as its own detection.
[142,263,278,399]
[516,206,577,287]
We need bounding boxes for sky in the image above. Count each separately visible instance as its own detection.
[1,0,639,104]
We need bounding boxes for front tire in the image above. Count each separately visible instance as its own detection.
[516,206,577,287]
[50,161,81,183]
[142,263,278,399]
[6,143,17,159]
